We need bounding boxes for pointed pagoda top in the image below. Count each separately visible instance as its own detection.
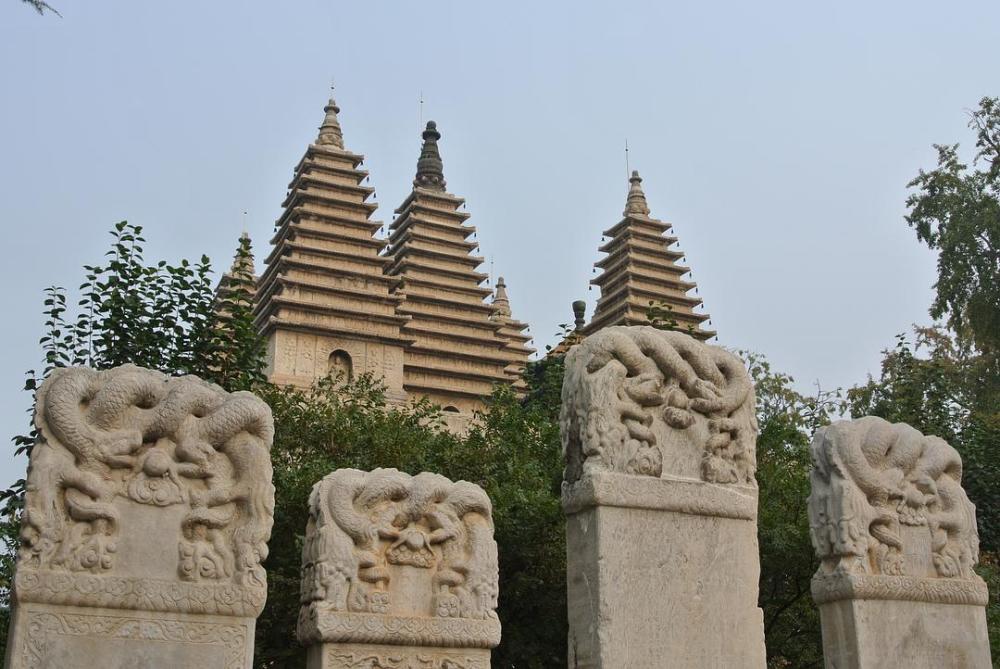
[316,96,345,149]
[413,121,446,191]
[491,276,512,321]
[623,170,651,217]
[230,231,256,280]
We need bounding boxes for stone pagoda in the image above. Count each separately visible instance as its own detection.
[585,170,714,340]
[253,98,532,426]
[253,96,412,398]
[385,121,533,417]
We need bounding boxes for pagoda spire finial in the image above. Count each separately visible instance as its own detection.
[413,121,446,191]
[316,92,345,149]
[624,170,650,217]
[491,276,512,321]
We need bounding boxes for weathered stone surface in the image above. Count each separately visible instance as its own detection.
[809,416,992,668]
[4,364,275,669]
[308,643,490,669]
[561,326,766,669]
[298,468,500,669]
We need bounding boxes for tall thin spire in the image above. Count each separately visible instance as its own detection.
[316,96,345,149]
[413,121,446,191]
[624,170,650,216]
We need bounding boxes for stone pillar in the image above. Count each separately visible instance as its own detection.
[560,326,767,669]
[297,468,501,669]
[4,365,275,669]
[809,417,992,669]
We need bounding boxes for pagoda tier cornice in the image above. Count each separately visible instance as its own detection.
[396,276,494,300]
[398,291,498,316]
[404,343,510,366]
[299,143,366,168]
[272,207,383,243]
[401,381,499,401]
[401,324,509,352]
[387,213,477,242]
[257,315,415,348]
[586,305,713,337]
[287,171,375,199]
[256,256,399,301]
[594,280,705,311]
[384,243,485,270]
[254,295,411,329]
[393,188,469,215]
[594,249,686,273]
[387,258,489,284]
[592,261,693,288]
[601,215,670,237]
[397,306,508,337]
[267,240,389,271]
[597,235,683,259]
[281,188,379,216]
[388,227,478,253]
[259,275,405,307]
[402,363,510,385]
[264,229,386,266]
[591,270,697,297]
[598,230,681,254]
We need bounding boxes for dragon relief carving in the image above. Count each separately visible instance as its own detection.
[560,326,757,485]
[300,469,498,625]
[809,416,981,582]
[18,364,275,605]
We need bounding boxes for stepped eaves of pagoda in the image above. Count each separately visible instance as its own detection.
[254,96,412,387]
[385,121,528,409]
[585,170,714,341]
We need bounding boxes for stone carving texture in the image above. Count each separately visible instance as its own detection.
[809,416,982,590]
[7,364,274,668]
[560,326,766,668]
[808,417,992,668]
[19,365,274,609]
[560,325,756,485]
[298,469,500,668]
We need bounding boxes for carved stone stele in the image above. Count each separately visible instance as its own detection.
[809,417,992,668]
[560,326,766,668]
[297,468,500,669]
[4,365,275,669]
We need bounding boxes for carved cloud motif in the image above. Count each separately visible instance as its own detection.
[809,416,980,581]
[19,364,275,598]
[560,326,757,485]
[300,468,498,623]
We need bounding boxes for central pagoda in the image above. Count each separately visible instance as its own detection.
[385,122,532,419]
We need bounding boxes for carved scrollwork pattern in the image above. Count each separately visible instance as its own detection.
[298,468,500,649]
[20,610,247,668]
[809,417,982,589]
[560,326,757,485]
[17,364,274,615]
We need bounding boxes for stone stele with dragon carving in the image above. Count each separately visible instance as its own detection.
[3,364,275,669]
[560,326,766,668]
[809,416,992,668]
[297,468,500,669]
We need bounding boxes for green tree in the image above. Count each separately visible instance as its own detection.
[746,352,840,668]
[906,97,1000,358]
[0,223,267,657]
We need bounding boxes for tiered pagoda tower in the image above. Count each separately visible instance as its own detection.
[253,96,411,396]
[490,276,534,392]
[384,121,531,415]
[585,170,714,340]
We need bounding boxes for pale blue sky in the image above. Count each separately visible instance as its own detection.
[2,1,998,486]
